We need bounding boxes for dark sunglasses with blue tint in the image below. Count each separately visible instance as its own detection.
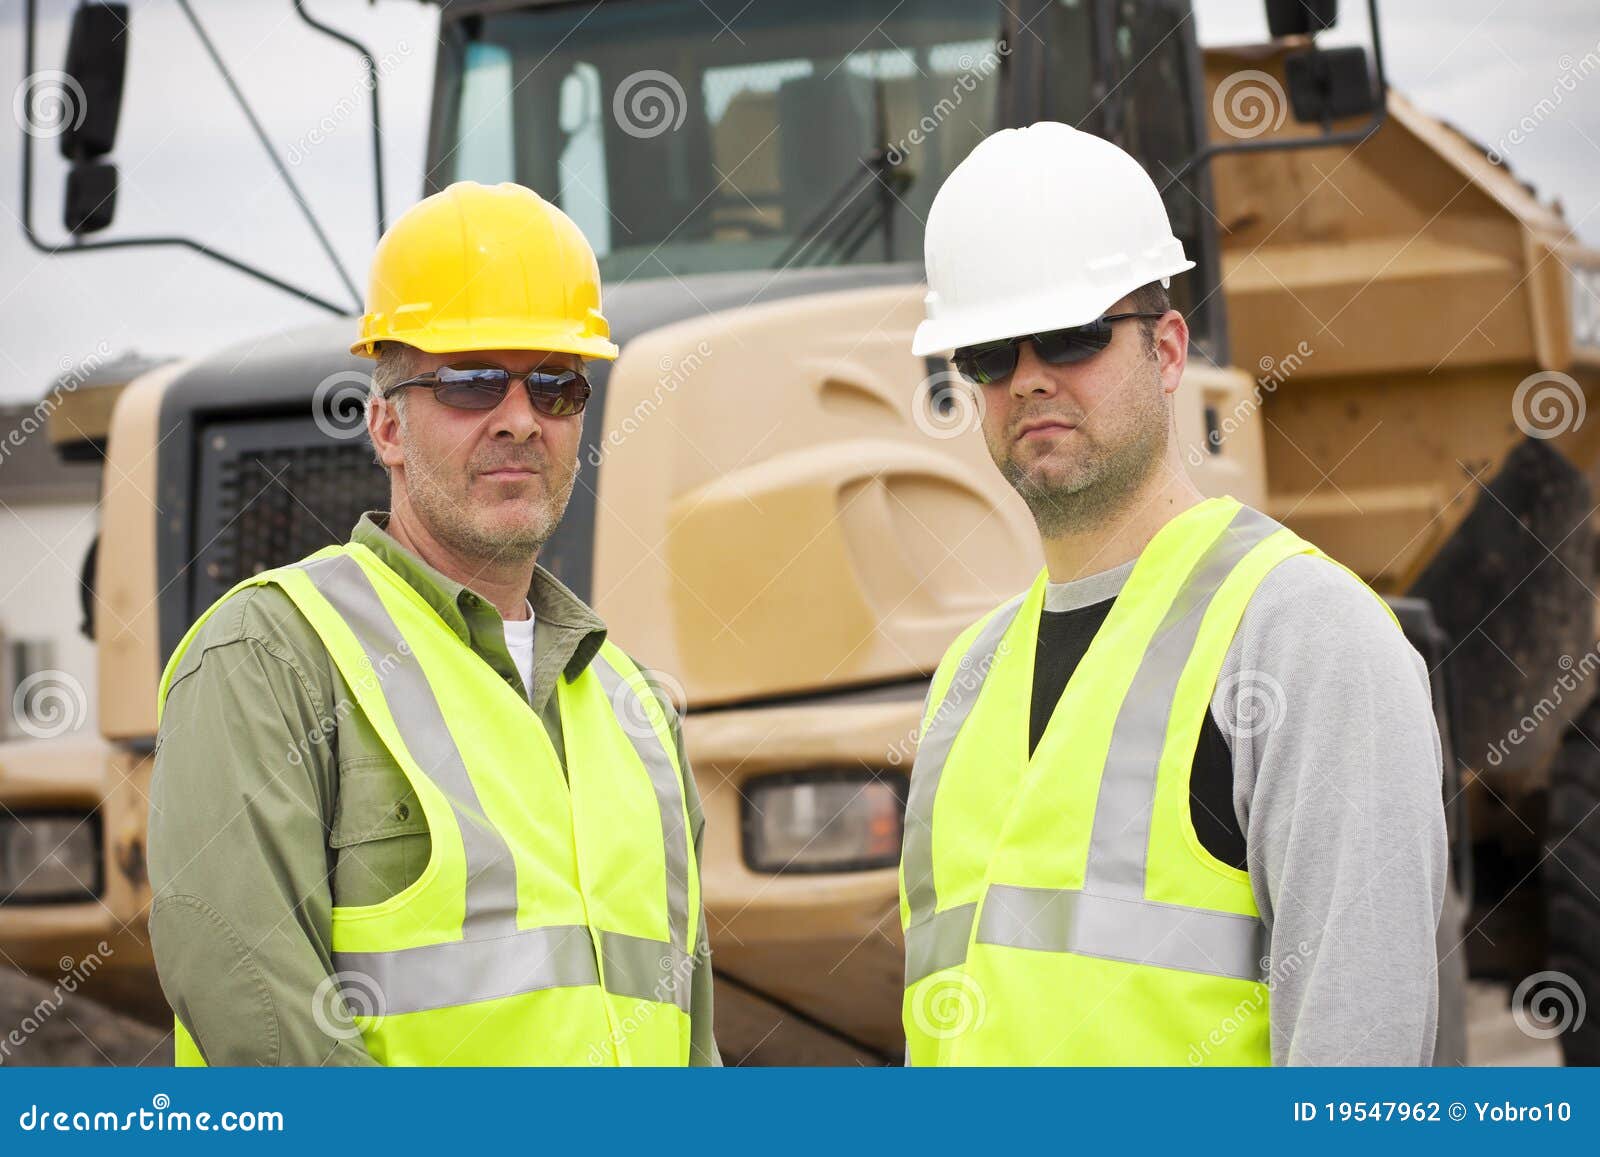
[952,312,1167,386]
[382,362,592,417]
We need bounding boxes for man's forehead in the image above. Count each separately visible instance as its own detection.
[416,347,585,370]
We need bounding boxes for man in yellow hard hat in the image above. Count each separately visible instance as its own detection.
[149,182,719,1066]
[899,124,1445,1065]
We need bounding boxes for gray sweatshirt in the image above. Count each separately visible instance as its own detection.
[1038,552,1447,1065]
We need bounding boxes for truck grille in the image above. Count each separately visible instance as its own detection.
[192,416,388,614]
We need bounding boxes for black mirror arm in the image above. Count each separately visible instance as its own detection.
[293,0,387,241]
[1160,0,1387,196]
[19,0,360,317]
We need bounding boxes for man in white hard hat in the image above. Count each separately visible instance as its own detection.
[897,122,1446,1066]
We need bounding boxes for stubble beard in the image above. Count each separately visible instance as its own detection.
[401,442,580,567]
[993,372,1171,538]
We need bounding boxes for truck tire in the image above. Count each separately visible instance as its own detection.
[1544,700,1600,1065]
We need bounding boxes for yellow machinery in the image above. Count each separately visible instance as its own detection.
[6,0,1598,1063]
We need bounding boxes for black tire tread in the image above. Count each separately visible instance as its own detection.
[1545,704,1600,1066]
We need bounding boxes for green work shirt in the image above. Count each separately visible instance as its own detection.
[148,511,720,1066]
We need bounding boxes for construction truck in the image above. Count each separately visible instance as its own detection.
[6,0,1598,1064]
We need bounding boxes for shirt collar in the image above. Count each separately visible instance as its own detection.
[350,511,607,683]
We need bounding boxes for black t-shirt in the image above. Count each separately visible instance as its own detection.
[1030,598,1247,870]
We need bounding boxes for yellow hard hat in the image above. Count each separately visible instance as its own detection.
[351,181,620,361]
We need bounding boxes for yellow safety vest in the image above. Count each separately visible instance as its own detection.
[898,497,1396,1065]
[157,543,700,1066]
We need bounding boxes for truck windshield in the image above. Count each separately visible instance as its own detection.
[433,0,1017,282]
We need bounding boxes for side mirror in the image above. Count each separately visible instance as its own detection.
[60,2,128,236]
[65,160,117,234]
[59,2,128,162]
[1164,0,1384,194]
[1266,0,1339,37]
[1283,45,1379,123]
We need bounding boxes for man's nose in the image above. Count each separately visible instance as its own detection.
[1009,341,1059,400]
[490,380,542,440]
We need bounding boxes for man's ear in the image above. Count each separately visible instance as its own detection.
[368,393,406,470]
[1155,310,1189,396]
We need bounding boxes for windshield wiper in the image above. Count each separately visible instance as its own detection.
[773,147,911,269]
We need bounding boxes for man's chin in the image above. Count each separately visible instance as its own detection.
[477,508,554,545]
[1008,460,1090,499]
[432,498,549,556]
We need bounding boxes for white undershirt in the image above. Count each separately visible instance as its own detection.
[501,600,536,699]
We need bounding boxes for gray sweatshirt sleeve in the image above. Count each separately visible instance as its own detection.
[1215,554,1447,1066]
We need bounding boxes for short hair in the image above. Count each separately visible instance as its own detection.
[366,342,417,469]
[369,341,417,398]
[1126,280,1172,358]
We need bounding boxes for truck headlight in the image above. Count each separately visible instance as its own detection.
[742,771,904,874]
[0,813,101,903]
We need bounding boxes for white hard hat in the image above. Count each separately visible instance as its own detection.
[911,122,1194,356]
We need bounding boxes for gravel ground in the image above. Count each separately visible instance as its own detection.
[1465,981,1563,1066]
[0,970,170,1067]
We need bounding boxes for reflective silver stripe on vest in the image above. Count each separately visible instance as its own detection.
[331,924,598,1016]
[304,555,697,1017]
[975,883,1266,982]
[588,653,692,957]
[904,902,977,984]
[302,554,519,940]
[1083,505,1281,896]
[600,930,693,1013]
[902,594,1027,930]
[902,505,1285,990]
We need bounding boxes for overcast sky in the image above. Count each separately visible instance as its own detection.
[1,0,1597,403]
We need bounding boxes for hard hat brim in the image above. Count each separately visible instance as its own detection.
[911,260,1194,356]
[352,321,620,362]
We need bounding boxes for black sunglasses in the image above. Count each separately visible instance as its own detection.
[382,362,592,417]
[952,312,1166,385]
